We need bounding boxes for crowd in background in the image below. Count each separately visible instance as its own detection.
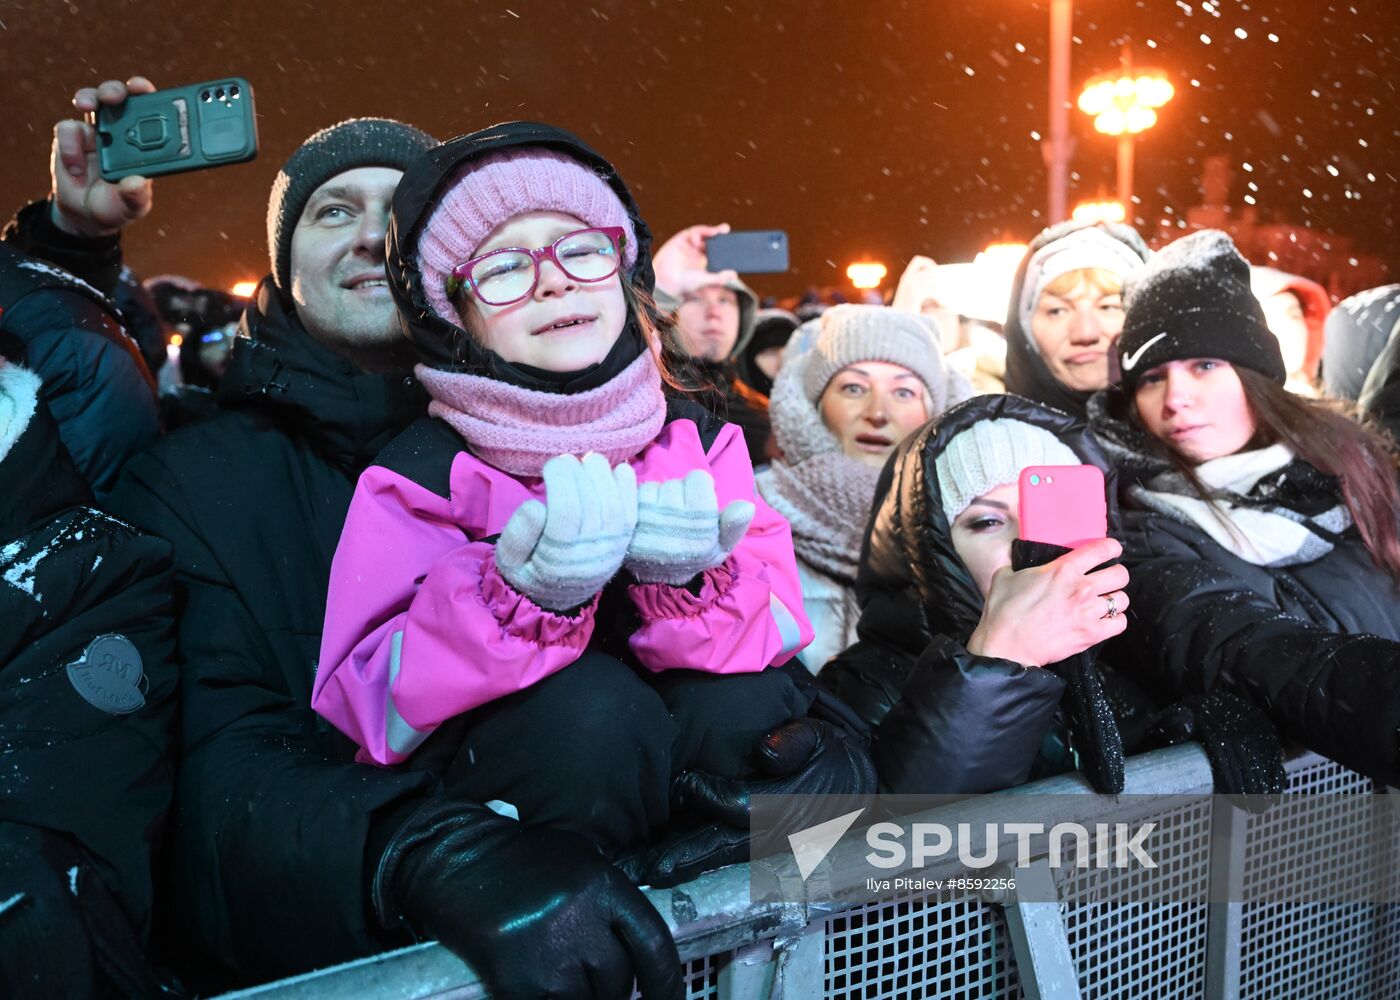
[5,76,1400,1000]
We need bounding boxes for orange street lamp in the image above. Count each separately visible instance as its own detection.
[1045,0,1074,224]
[846,261,888,290]
[1071,199,1127,225]
[1077,48,1174,219]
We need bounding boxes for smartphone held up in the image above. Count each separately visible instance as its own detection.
[95,78,259,182]
[704,230,789,274]
[1017,465,1108,549]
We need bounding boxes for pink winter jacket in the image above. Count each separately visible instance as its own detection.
[313,418,814,766]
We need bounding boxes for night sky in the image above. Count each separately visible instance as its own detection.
[3,0,1397,300]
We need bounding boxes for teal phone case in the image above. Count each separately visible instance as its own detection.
[96,78,258,181]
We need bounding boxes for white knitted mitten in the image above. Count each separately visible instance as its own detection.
[625,469,754,586]
[495,453,638,611]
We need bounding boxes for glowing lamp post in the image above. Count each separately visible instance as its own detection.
[1071,199,1127,225]
[1077,63,1174,218]
[846,261,888,291]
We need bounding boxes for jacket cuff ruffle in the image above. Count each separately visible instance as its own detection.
[480,553,598,646]
[628,558,736,622]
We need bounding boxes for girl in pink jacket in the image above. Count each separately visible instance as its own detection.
[312,123,813,855]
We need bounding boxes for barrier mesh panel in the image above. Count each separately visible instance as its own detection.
[823,889,1022,999]
[684,952,721,999]
[1237,759,1400,1000]
[1057,797,1213,1000]
[631,952,721,1000]
[641,758,1398,1000]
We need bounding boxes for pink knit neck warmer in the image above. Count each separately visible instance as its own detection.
[415,351,667,477]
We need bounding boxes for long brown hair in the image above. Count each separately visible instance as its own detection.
[1140,366,1400,581]
[621,279,690,394]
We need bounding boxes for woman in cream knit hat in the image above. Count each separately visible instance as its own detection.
[756,303,974,671]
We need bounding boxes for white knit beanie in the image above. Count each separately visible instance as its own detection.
[935,419,1080,524]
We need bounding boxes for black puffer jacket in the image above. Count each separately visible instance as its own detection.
[106,282,432,989]
[1089,386,1400,784]
[0,363,176,995]
[2,199,171,380]
[1357,288,1400,442]
[1002,221,1151,420]
[818,394,1119,794]
[0,241,158,500]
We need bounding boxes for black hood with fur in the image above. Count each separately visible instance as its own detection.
[857,392,1119,654]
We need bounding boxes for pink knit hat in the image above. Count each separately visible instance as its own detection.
[416,147,638,326]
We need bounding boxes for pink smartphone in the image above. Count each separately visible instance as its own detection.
[1018,465,1107,548]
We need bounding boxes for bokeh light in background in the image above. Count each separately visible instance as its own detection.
[846,261,889,290]
[0,1,1395,298]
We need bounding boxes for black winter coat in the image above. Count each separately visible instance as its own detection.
[3,199,169,383]
[0,241,158,500]
[0,366,176,990]
[819,394,1092,794]
[106,282,432,988]
[1089,387,1400,784]
[1358,295,1400,443]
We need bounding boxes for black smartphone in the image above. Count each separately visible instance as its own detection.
[96,78,258,182]
[705,230,790,274]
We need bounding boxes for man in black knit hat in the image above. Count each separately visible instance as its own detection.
[101,106,457,990]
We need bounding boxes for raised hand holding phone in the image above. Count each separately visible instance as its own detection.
[50,76,158,238]
[652,223,739,297]
[965,465,1127,667]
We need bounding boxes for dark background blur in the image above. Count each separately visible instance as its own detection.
[2,0,1397,300]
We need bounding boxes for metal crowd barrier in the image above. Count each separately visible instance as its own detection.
[221,746,1400,1000]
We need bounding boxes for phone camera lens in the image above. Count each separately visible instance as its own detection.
[215,88,225,100]
[1029,475,1041,486]
[201,91,212,102]
[230,85,241,98]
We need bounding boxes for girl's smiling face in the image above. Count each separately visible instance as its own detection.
[458,210,628,372]
[950,482,1020,600]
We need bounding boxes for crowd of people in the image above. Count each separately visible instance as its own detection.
[5,75,1400,1000]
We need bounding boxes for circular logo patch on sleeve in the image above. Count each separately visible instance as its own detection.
[65,634,146,715]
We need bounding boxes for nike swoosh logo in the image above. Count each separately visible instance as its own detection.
[1120,332,1167,371]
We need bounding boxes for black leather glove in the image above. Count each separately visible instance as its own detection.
[374,801,683,1000]
[1011,538,1125,794]
[617,718,877,888]
[1145,690,1287,797]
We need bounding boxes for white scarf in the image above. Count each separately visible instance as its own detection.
[1131,443,1351,567]
[0,362,42,463]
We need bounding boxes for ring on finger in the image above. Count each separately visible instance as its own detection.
[1102,594,1119,619]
